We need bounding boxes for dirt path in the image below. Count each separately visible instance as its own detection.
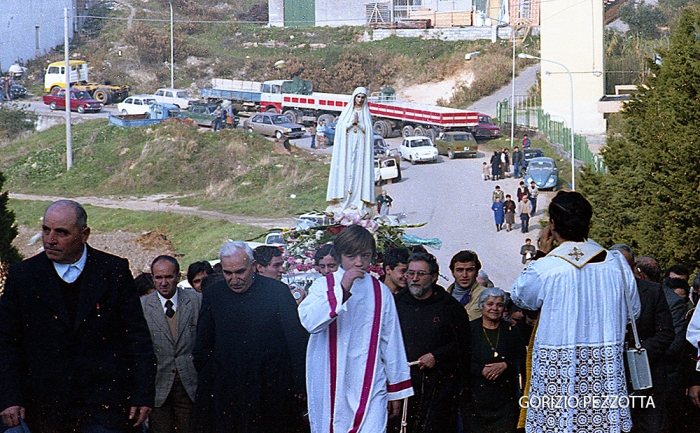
[10,193,295,229]
[395,70,475,106]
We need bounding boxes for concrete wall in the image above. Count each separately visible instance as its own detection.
[540,0,605,134]
[269,0,285,27]
[371,26,511,41]
[316,0,366,27]
[1,0,75,72]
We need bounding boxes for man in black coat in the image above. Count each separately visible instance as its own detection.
[0,200,156,433]
[393,252,471,433]
[611,245,674,433]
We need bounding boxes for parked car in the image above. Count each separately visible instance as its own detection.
[375,157,401,184]
[182,103,240,128]
[243,113,305,139]
[4,84,27,100]
[472,114,501,139]
[524,157,558,190]
[323,121,337,145]
[153,88,199,109]
[109,103,182,127]
[116,94,157,115]
[399,136,438,165]
[42,88,103,113]
[434,131,478,158]
[522,148,545,170]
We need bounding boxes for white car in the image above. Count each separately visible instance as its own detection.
[116,94,157,115]
[399,136,439,165]
[153,88,199,109]
[375,158,400,184]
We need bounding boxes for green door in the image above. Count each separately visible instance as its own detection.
[284,0,315,27]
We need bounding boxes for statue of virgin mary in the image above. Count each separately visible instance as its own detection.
[326,87,375,217]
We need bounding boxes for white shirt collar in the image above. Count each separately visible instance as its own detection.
[157,290,178,312]
[53,245,88,283]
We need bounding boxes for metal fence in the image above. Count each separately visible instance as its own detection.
[496,98,606,173]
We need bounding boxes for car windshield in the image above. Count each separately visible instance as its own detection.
[530,160,554,170]
[525,150,544,159]
[451,133,473,141]
[411,139,432,147]
[271,115,291,124]
[74,91,91,99]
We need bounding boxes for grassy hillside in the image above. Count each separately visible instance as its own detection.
[2,120,330,218]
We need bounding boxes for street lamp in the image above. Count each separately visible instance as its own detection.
[485,17,516,150]
[170,2,174,89]
[518,53,576,191]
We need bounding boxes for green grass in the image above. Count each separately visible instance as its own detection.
[9,199,265,266]
[2,120,330,217]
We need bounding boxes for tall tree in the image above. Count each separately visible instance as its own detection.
[0,171,21,265]
[580,6,700,272]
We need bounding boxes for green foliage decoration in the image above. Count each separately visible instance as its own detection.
[0,171,22,267]
[580,6,700,273]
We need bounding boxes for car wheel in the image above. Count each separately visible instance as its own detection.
[247,127,254,134]
[77,105,85,114]
[410,156,416,165]
[448,150,455,159]
[49,102,57,110]
[121,110,128,115]
[275,131,283,139]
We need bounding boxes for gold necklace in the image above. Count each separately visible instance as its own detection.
[482,325,501,358]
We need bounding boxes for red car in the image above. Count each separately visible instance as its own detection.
[43,88,103,113]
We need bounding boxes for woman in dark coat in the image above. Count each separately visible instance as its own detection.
[464,287,525,433]
[490,151,502,180]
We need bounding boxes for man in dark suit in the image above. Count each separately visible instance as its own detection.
[611,245,675,433]
[141,255,201,433]
[0,200,156,433]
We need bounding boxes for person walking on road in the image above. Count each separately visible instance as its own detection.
[519,196,531,233]
[212,106,222,132]
[492,198,505,232]
[308,122,317,149]
[529,181,539,216]
[377,190,393,215]
[503,194,516,232]
[316,120,326,149]
[492,185,504,203]
[511,146,523,178]
[490,151,502,180]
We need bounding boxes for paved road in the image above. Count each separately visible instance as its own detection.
[467,63,540,117]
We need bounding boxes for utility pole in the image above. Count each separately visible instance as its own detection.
[65,8,73,171]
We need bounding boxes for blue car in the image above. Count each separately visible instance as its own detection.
[323,122,337,145]
[524,157,558,190]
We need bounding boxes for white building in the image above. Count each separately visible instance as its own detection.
[1,0,76,73]
[540,0,606,134]
[269,0,474,27]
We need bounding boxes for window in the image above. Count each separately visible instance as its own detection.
[134,100,142,105]
[156,90,163,96]
[263,117,272,124]
[165,92,173,98]
[35,26,40,50]
[48,66,59,74]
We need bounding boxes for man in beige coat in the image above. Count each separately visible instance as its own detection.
[141,255,201,433]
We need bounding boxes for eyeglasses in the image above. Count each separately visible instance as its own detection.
[406,270,431,278]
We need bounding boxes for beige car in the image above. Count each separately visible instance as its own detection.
[243,113,305,139]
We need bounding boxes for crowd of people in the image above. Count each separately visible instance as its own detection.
[490,181,538,233]
[2,192,700,433]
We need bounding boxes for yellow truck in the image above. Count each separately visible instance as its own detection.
[44,60,130,105]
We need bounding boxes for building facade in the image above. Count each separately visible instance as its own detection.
[0,1,79,72]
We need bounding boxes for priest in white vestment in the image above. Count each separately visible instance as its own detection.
[299,225,413,433]
[511,191,640,433]
[326,87,375,217]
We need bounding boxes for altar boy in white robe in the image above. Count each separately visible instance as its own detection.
[511,191,640,433]
[299,224,413,433]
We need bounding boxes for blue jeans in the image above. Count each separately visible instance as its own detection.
[513,163,520,178]
[530,197,537,216]
[521,214,530,233]
[310,135,316,148]
[212,118,222,131]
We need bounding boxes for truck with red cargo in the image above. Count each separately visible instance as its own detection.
[200,78,500,141]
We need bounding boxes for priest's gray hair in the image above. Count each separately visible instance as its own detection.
[610,244,634,261]
[478,287,507,311]
[219,241,254,262]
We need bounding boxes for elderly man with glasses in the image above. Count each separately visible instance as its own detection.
[391,252,471,433]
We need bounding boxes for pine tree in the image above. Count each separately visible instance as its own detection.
[0,170,21,265]
[580,6,700,272]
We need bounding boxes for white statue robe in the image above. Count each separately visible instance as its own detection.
[510,239,640,433]
[326,88,375,216]
[298,269,414,433]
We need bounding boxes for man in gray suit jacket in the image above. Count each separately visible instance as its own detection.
[141,255,202,433]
